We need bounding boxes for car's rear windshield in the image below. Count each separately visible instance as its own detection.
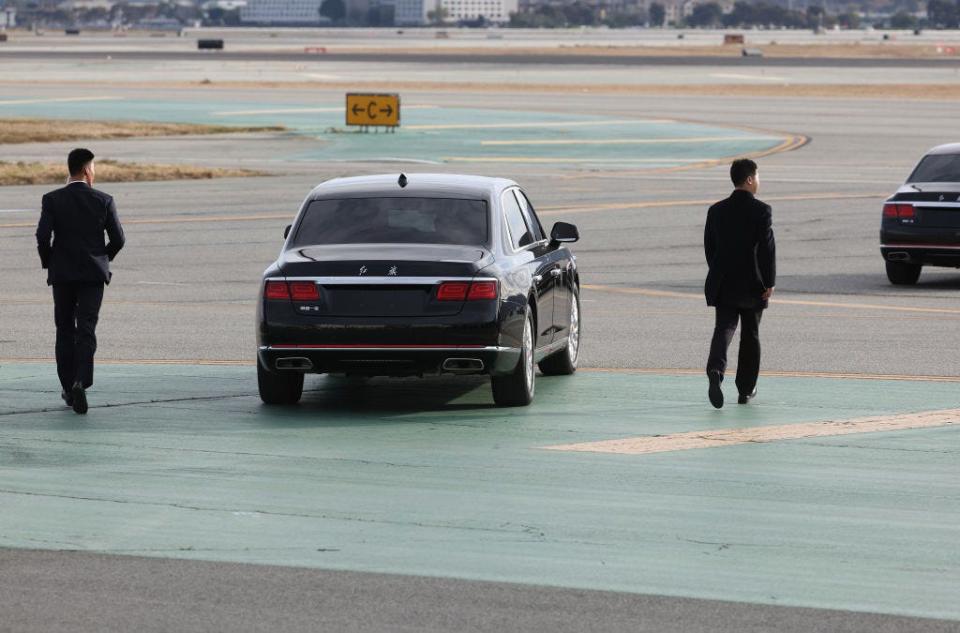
[908,154,960,183]
[292,197,489,247]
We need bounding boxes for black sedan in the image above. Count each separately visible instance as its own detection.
[881,143,960,285]
[256,173,581,407]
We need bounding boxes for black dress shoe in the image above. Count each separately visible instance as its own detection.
[71,382,88,415]
[708,371,724,409]
[61,390,74,407]
[738,387,758,405]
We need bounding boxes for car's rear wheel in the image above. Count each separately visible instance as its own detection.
[539,289,580,376]
[491,307,535,407]
[257,357,304,405]
[886,261,922,285]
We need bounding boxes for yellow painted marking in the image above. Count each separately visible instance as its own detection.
[583,283,960,316]
[443,157,709,164]
[539,192,885,216]
[543,409,960,455]
[408,119,673,131]
[710,73,788,82]
[0,213,289,230]
[480,136,784,147]
[580,367,960,383]
[0,96,122,106]
[0,357,252,366]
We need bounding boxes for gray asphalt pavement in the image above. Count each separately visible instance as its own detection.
[6,48,960,67]
[3,550,959,633]
[2,51,960,632]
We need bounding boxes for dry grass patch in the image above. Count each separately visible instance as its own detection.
[0,159,267,186]
[0,119,285,145]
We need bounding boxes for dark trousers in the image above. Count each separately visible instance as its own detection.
[706,305,763,395]
[53,282,105,392]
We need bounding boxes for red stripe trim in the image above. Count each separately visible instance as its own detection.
[884,243,960,250]
[270,344,487,349]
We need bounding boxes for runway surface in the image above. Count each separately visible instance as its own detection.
[1,42,960,632]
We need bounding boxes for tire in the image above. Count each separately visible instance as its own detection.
[539,289,580,376]
[257,357,304,405]
[886,261,921,285]
[491,307,535,407]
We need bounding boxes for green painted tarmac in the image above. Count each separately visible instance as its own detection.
[0,95,785,168]
[1,363,958,620]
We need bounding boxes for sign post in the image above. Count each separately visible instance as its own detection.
[346,93,400,132]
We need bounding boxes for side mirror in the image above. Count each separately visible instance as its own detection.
[283,224,292,239]
[550,221,579,245]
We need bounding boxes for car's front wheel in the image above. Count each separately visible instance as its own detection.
[539,289,580,376]
[257,357,304,405]
[886,261,922,285]
[491,307,535,407]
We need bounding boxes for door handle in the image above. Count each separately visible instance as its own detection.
[550,268,563,278]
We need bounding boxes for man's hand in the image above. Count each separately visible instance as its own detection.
[761,286,775,301]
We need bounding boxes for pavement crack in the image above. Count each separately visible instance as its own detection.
[0,489,535,536]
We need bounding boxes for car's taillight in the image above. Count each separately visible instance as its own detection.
[883,203,915,220]
[264,280,290,300]
[289,281,320,301]
[467,281,498,301]
[437,280,498,301]
[265,281,319,301]
[437,282,469,301]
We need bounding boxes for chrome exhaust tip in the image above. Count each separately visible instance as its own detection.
[887,252,910,262]
[275,357,313,370]
[442,358,485,374]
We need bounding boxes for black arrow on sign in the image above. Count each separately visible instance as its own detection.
[351,103,363,116]
[380,104,393,117]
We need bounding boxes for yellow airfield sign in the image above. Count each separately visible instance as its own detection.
[346,93,400,127]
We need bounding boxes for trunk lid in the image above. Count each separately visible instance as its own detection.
[277,244,494,317]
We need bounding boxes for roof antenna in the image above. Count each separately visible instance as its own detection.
[398,173,408,188]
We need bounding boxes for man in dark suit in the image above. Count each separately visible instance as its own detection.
[704,159,776,409]
[36,148,125,414]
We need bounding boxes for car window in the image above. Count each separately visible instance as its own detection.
[502,191,534,249]
[292,198,488,247]
[908,154,960,183]
[513,190,545,242]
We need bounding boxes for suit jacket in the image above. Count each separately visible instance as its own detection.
[36,182,125,286]
[704,189,776,309]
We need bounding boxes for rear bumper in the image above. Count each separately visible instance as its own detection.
[881,243,960,267]
[258,344,521,377]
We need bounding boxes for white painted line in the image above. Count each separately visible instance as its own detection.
[710,72,788,82]
[407,119,675,131]
[0,96,123,106]
[543,409,960,455]
[481,136,783,146]
[0,209,34,214]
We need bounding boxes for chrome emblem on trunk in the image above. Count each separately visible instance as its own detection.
[359,265,368,276]
[388,266,398,276]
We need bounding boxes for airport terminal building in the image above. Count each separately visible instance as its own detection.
[240,0,326,25]
[386,0,516,23]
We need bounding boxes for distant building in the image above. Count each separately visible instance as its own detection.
[1,6,16,28]
[442,0,517,22]
[240,0,325,24]
[376,0,515,23]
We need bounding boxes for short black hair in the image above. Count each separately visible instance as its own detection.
[68,148,95,177]
[730,158,757,187]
